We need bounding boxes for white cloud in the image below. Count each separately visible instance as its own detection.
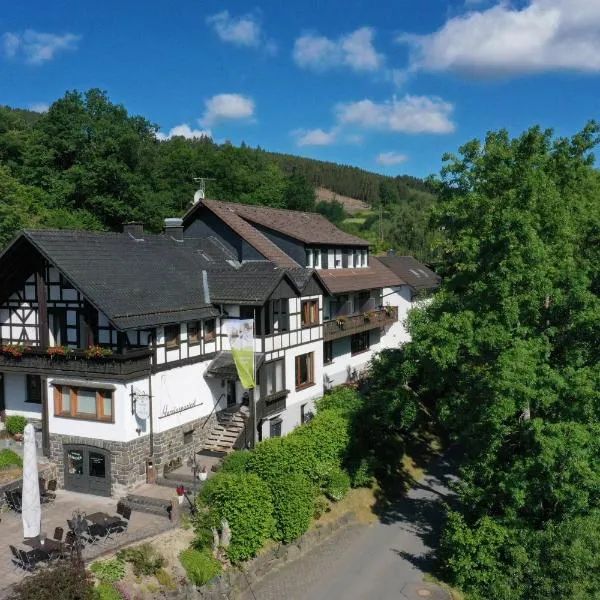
[336,95,455,134]
[293,27,384,72]
[400,0,600,76]
[293,128,338,147]
[28,102,49,113]
[376,151,409,166]
[156,124,212,141]
[199,94,255,126]
[206,10,276,53]
[2,30,80,65]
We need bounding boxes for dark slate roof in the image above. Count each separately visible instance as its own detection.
[318,257,404,294]
[190,199,369,247]
[206,351,265,379]
[197,200,300,268]
[377,255,441,291]
[19,230,222,329]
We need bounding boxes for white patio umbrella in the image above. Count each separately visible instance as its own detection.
[21,423,41,538]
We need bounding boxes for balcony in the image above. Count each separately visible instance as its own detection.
[0,346,152,381]
[258,390,288,419]
[323,306,398,342]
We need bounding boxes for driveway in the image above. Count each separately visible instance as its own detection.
[239,450,459,600]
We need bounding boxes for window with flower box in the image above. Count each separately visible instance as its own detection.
[53,385,114,422]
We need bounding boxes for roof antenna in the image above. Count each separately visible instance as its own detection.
[192,177,216,205]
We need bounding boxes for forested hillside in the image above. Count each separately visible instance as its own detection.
[0,89,435,259]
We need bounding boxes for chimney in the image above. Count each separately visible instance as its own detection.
[123,222,144,239]
[164,217,184,242]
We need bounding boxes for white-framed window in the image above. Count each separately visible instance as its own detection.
[306,248,314,268]
[314,249,322,269]
[335,249,342,268]
[348,249,355,268]
[361,249,368,267]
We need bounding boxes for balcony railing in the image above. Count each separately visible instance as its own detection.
[258,390,288,419]
[0,346,152,381]
[323,305,398,341]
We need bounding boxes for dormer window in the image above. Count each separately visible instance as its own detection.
[306,248,322,269]
[348,249,355,268]
[314,249,321,269]
[361,249,368,267]
[306,248,314,268]
[334,249,342,268]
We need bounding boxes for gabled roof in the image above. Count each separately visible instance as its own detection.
[190,200,300,269]
[187,199,369,247]
[377,255,441,292]
[318,257,404,294]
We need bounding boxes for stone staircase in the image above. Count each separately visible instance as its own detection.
[202,405,249,455]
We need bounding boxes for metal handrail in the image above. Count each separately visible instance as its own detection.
[202,393,226,428]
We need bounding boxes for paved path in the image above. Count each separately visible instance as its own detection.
[239,450,459,600]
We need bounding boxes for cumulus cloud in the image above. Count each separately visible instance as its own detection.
[206,10,276,53]
[376,151,409,166]
[293,128,338,147]
[293,27,384,72]
[156,124,212,141]
[400,0,600,76]
[2,30,80,64]
[199,94,255,126]
[336,95,455,134]
[28,102,49,113]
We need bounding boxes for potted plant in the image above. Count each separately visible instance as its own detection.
[176,485,186,504]
[363,311,374,321]
[84,345,113,359]
[1,344,25,359]
[335,316,346,328]
[384,305,394,317]
[47,346,73,358]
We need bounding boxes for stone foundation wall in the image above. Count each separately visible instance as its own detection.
[49,412,218,497]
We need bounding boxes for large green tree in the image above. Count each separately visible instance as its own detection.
[403,123,600,599]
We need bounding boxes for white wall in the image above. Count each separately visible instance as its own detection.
[3,373,42,420]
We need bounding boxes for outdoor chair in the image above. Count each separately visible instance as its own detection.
[5,490,22,513]
[86,522,110,545]
[18,548,46,571]
[39,478,56,504]
[110,505,131,535]
[47,480,57,492]
[53,527,64,542]
[9,545,26,572]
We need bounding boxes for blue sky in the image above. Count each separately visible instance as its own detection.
[1,0,599,179]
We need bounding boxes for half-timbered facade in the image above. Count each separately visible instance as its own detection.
[0,200,438,498]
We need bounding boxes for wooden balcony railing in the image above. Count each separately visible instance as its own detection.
[0,347,152,381]
[323,305,398,341]
[258,390,288,419]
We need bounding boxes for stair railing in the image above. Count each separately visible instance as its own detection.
[202,393,226,429]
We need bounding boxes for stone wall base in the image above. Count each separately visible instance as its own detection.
[49,411,218,496]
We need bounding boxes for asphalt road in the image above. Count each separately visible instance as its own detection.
[240,451,459,600]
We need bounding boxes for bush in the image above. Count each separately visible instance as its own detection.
[96,583,123,600]
[313,495,330,520]
[221,450,252,474]
[324,467,351,502]
[90,558,125,584]
[155,568,177,589]
[4,415,27,436]
[179,549,222,587]
[316,387,363,418]
[116,544,165,576]
[269,471,316,542]
[0,448,23,469]
[191,509,214,551]
[349,458,373,488]
[198,472,275,563]
[9,564,96,600]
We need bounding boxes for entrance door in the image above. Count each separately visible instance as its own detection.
[64,445,111,496]
[226,380,237,408]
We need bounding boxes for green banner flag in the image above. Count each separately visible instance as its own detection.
[225,318,255,389]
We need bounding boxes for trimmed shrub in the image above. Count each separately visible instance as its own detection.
[9,564,96,600]
[221,450,252,474]
[313,495,330,520]
[316,387,363,418]
[198,472,275,563]
[349,457,373,488]
[269,471,317,542]
[96,583,123,600]
[179,549,222,587]
[324,467,351,502]
[191,509,214,551]
[4,415,27,436]
[90,558,125,583]
[0,448,23,469]
[116,543,165,576]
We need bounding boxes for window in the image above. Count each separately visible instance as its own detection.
[265,299,289,335]
[187,321,200,345]
[270,418,282,438]
[263,359,285,396]
[26,375,41,404]
[301,300,319,327]
[361,249,368,267]
[0,372,4,412]
[204,319,216,343]
[183,430,193,445]
[348,249,355,268]
[164,324,180,349]
[306,248,313,268]
[314,249,322,269]
[334,248,342,268]
[295,352,314,390]
[53,385,114,422]
[324,341,333,365]
[48,310,66,347]
[351,331,370,355]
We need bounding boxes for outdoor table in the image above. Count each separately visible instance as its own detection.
[86,511,121,527]
[23,536,62,560]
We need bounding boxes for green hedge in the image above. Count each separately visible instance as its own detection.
[0,449,23,469]
[4,415,27,435]
[198,472,275,564]
[221,450,252,474]
[179,549,222,586]
[324,467,351,501]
